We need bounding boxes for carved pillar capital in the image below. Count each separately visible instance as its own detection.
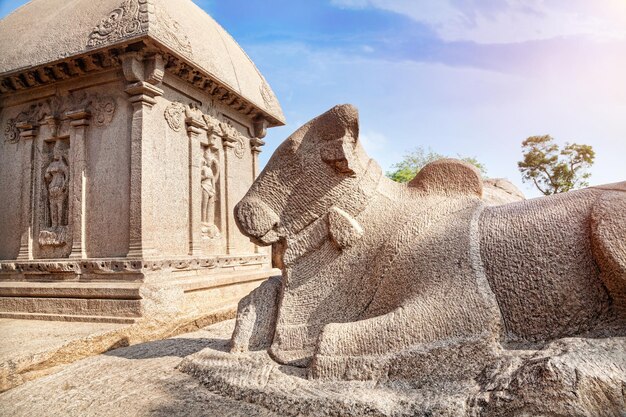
[221,134,237,149]
[66,109,92,127]
[16,121,38,140]
[185,116,208,136]
[125,82,164,108]
[250,137,265,154]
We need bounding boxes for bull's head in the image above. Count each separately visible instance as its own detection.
[235,105,374,265]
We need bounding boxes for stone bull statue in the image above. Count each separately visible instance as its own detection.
[230,104,626,381]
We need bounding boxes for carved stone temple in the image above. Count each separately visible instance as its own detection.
[0,0,285,322]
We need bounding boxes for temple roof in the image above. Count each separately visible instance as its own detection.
[0,0,285,125]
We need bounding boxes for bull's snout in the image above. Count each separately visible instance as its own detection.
[234,198,282,245]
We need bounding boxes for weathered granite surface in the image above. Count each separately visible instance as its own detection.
[182,104,625,415]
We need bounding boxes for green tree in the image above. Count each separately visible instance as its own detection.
[386,147,487,183]
[518,135,595,195]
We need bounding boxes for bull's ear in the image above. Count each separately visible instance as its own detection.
[318,104,360,175]
[320,140,358,175]
[408,158,483,198]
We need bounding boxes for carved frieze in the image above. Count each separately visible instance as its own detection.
[233,136,246,159]
[164,103,247,160]
[0,255,268,274]
[219,121,247,159]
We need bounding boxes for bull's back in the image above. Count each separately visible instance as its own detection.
[479,188,611,342]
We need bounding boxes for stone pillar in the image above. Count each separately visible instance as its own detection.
[221,134,236,255]
[16,122,38,260]
[66,110,91,258]
[122,52,164,258]
[251,118,268,256]
[125,81,163,258]
[186,115,208,256]
[249,137,265,255]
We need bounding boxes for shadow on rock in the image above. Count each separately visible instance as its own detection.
[104,337,230,360]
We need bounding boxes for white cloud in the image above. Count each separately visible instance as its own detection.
[330,0,626,43]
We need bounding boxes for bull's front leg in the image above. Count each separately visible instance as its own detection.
[230,276,281,353]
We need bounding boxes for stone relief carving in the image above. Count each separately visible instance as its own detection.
[87,0,146,48]
[4,93,117,143]
[201,147,220,239]
[3,103,46,143]
[164,103,247,158]
[164,101,186,132]
[219,121,246,159]
[259,81,275,109]
[40,141,70,247]
[178,104,626,416]
[87,0,192,58]
[232,135,246,159]
[3,118,19,144]
[153,6,193,58]
[91,96,117,127]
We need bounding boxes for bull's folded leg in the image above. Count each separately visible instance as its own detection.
[310,305,501,381]
[230,276,282,353]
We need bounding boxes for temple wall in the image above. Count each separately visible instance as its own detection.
[85,81,131,258]
[145,88,190,257]
[0,71,133,260]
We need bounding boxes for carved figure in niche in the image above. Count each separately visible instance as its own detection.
[201,147,220,238]
[45,142,69,228]
[39,141,70,247]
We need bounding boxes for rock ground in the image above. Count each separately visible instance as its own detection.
[0,319,122,364]
[0,320,277,417]
[0,306,236,393]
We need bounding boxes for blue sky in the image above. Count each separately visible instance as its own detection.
[2,0,625,196]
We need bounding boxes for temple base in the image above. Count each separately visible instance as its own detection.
[0,255,276,323]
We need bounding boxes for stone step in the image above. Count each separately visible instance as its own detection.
[0,281,142,299]
[0,297,142,319]
[0,311,137,324]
